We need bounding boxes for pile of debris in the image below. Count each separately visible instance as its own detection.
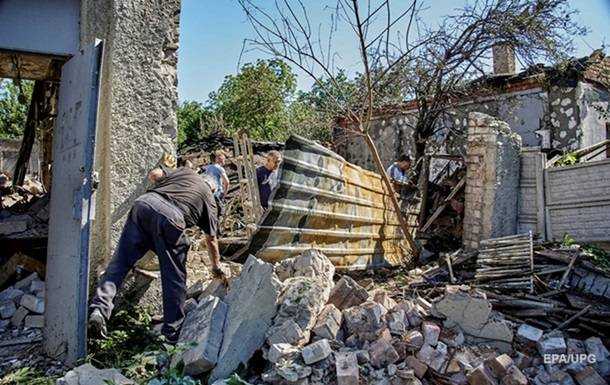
[0,173,48,240]
[0,272,45,332]
[102,247,605,385]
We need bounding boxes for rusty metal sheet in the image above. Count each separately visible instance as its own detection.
[234,135,413,270]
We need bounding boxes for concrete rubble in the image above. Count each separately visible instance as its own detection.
[0,273,45,330]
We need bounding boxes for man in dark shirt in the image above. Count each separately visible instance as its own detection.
[88,165,226,343]
[256,150,282,209]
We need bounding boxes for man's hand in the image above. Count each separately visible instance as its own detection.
[148,168,165,183]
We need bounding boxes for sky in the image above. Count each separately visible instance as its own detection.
[177,0,610,103]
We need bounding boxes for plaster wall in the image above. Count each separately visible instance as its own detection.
[80,0,181,272]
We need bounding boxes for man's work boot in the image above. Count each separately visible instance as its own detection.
[88,309,108,339]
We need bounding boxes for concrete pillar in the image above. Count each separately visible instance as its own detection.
[463,112,522,249]
[80,0,181,273]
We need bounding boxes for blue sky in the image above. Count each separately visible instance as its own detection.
[177,0,610,103]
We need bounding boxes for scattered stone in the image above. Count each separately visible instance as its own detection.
[387,310,407,335]
[11,306,28,326]
[268,343,299,364]
[416,345,436,367]
[584,337,609,362]
[328,276,369,310]
[440,325,465,347]
[405,356,428,378]
[343,301,386,337]
[14,272,39,291]
[56,363,134,385]
[467,365,498,385]
[422,321,441,346]
[484,354,513,378]
[567,338,587,355]
[274,359,312,383]
[302,339,332,364]
[369,338,400,368]
[516,324,543,344]
[30,280,45,294]
[428,342,449,372]
[404,330,424,350]
[312,304,342,340]
[274,249,335,287]
[267,319,306,346]
[0,300,17,319]
[355,349,370,364]
[0,287,24,303]
[335,351,359,385]
[20,294,44,314]
[538,335,567,356]
[210,256,282,382]
[24,315,44,328]
[396,301,422,327]
[572,366,606,385]
[371,289,397,311]
[175,295,227,376]
[501,365,528,385]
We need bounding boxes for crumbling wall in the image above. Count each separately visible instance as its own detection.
[548,84,581,151]
[80,0,181,272]
[578,83,609,158]
[463,112,522,249]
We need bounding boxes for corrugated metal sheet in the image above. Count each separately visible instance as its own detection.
[545,159,610,243]
[234,135,413,270]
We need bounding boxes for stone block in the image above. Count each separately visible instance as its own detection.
[267,319,306,346]
[268,343,299,364]
[416,344,436,365]
[274,249,335,287]
[501,365,527,385]
[405,356,428,378]
[328,276,369,310]
[567,339,586,356]
[572,366,606,385]
[404,330,424,350]
[343,301,386,337]
[210,256,282,382]
[335,351,359,385]
[312,304,342,340]
[11,306,28,326]
[422,321,441,346]
[516,324,543,344]
[20,294,44,314]
[0,287,24,303]
[371,289,397,311]
[24,315,44,328]
[176,295,227,376]
[56,363,134,385]
[584,337,609,363]
[387,310,407,335]
[369,338,399,368]
[0,300,17,319]
[302,339,332,364]
[428,342,448,372]
[538,335,567,356]
[29,280,45,294]
[440,326,465,347]
[467,365,498,385]
[484,354,513,378]
[14,272,39,291]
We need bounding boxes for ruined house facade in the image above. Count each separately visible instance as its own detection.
[335,50,610,171]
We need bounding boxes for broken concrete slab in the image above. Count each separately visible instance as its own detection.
[328,276,369,310]
[312,304,342,340]
[175,295,228,376]
[56,363,134,385]
[335,351,359,385]
[210,255,282,383]
[275,249,335,288]
[302,338,332,364]
[269,276,332,344]
[432,288,513,352]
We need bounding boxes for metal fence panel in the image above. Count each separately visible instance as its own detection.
[234,135,413,270]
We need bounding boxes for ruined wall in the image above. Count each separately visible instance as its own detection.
[80,0,181,272]
[463,113,522,249]
[578,83,609,157]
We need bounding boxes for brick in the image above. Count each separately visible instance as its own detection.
[501,365,528,385]
[11,306,28,326]
[538,335,567,356]
[572,366,606,385]
[302,339,331,364]
[467,365,498,385]
[584,337,609,363]
[267,319,306,346]
[0,301,17,319]
[29,280,45,294]
[24,315,44,328]
[0,287,24,303]
[371,289,397,311]
[387,310,407,335]
[484,354,513,378]
[312,304,342,340]
[404,330,424,350]
[14,273,39,291]
[268,343,299,364]
[368,338,399,368]
[516,324,543,343]
[422,321,441,346]
[328,276,369,310]
[405,356,428,378]
[335,351,359,385]
[20,294,44,314]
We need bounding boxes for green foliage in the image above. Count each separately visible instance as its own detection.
[561,233,610,271]
[556,152,579,166]
[226,374,250,385]
[0,79,33,140]
[144,343,200,385]
[0,367,55,385]
[177,101,207,146]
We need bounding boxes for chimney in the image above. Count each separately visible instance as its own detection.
[492,43,516,75]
